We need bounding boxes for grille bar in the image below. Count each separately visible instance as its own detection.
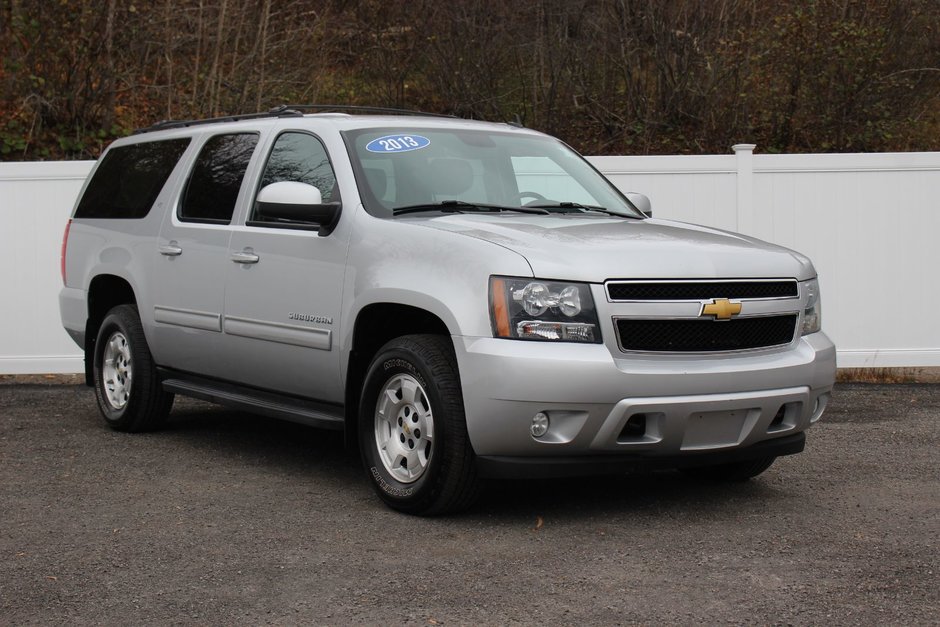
[615,315,798,352]
[607,280,798,301]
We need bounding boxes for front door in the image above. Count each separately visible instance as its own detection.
[216,131,349,402]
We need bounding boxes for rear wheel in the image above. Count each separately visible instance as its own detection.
[359,334,479,515]
[684,455,777,481]
[93,304,173,432]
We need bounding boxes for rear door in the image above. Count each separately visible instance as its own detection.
[214,130,350,402]
[151,132,260,374]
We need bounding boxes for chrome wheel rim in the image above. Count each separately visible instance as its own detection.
[102,331,132,410]
[374,373,434,484]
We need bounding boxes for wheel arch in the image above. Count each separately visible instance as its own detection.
[84,275,138,386]
[343,302,451,448]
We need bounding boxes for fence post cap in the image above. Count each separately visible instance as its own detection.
[732,143,757,153]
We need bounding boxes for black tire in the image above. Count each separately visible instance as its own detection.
[359,334,480,515]
[684,455,777,482]
[93,304,173,432]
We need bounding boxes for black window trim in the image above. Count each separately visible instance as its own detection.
[244,128,341,231]
[74,136,192,220]
[177,130,261,226]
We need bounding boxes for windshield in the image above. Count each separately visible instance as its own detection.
[342,127,643,218]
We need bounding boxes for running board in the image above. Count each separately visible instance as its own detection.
[160,371,345,431]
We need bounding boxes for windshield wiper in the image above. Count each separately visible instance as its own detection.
[526,202,642,219]
[393,200,550,216]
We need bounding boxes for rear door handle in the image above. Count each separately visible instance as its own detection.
[231,250,260,264]
[159,243,182,256]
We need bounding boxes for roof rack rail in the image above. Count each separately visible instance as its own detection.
[132,106,304,134]
[133,104,456,134]
[278,104,457,119]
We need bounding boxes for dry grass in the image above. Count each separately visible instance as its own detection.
[0,374,85,386]
[3,370,939,385]
[836,368,940,384]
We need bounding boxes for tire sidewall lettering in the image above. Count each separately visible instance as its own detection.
[381,357,426,389]
[370,466,415,497]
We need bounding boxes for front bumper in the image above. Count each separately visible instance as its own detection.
[477,431,806,479]
[453,331,836,468]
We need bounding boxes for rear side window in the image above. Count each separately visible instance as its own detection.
[179,133,259,223]
[75,138,190,219]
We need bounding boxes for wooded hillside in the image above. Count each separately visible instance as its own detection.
[2,0,938,159]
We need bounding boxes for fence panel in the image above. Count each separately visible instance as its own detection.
[0,162,93,374]
[2,150,939,373]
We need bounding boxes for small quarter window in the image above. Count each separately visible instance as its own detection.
[75,138,190,219]
[180,133,259,223]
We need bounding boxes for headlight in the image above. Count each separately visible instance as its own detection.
[490,276,601,343]
[801,278,821,335]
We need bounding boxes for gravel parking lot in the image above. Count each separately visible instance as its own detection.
[1,382,937,625]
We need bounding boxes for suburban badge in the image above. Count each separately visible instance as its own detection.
[288,312,333,324]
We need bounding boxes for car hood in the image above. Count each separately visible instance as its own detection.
[406,214,815,281]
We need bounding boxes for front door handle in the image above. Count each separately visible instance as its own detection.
[159,242,182,256]
[231,250,260,264]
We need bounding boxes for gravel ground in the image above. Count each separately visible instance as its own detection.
[1,382,937,625]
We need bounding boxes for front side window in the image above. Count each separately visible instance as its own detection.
[342,127,642,218]
[179,133,259,223]
[249,132,338,225]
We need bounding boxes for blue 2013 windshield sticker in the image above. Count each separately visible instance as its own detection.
[366,134,431,153]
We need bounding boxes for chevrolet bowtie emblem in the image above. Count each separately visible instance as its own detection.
[701,298,742,320]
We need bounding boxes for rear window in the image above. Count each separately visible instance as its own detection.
[75,138,191,219]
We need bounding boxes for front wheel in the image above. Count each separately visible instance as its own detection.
[359,334,479,515]
[93,304,174,432]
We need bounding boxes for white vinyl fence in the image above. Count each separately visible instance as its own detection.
[1,161,93,374]
[2,147,939,374]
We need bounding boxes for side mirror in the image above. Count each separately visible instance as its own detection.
[625,192,652,218]
[255,181,341,236]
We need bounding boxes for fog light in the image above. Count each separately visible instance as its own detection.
[531,412,549,438]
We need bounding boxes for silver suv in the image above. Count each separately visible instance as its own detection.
[59,106,836,514]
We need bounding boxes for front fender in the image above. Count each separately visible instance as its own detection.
[339,208,533,354]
